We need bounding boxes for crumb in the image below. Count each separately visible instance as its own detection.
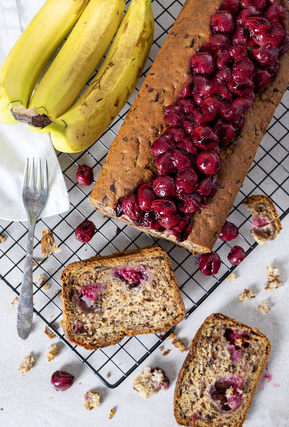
[159,346,164,352]
[168,332,187,353]
[109,409,115,419]
[132,366,170,399]
[163,349,172,356]
[18,354,35,373]
[257,300,271,315]
[239,288,257,302]
[41,229,61,258]
[46,344,58,361]
[106,372,111,378]
[55,290,62,297]
[226,273,236,282]
[265,264,284,290]
[84,391,101,410]
[32,258,44,267]
[44,326,56,339]
[0,233,7,243]
[11,297,19,306]
[36,273,51,291]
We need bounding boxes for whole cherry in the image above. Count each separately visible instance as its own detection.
[228,245,246,265]
[76,165,93,186]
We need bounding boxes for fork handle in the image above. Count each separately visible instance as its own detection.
[17,221,36,340]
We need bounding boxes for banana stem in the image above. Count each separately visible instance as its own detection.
[11,105,52,128]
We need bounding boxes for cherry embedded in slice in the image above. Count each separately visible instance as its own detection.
[196,150,221,175]
[75,220,96,243]
[198,251,221,275]
[51,371,74,391]
[76,165,94,186]
[227,245,246,265]
[219,221,239,241]
[121,194,143,220]
[153,175,175,198]
[191,52,216,77]
[137,181,156,212]
[192,125,219,149]
[211,10,236,35]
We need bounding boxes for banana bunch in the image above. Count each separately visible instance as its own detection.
[0,0,89,124]
[0,0,154,153]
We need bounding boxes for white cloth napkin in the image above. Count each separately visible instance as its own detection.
[0,0,70,221]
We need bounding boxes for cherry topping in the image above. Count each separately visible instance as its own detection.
[211,11,236,35]
[137,182,156,212]
[202,34,231,56]
[155,151,177,175]
[153,175,175,198]
[191,52,215,77]
[76,165,94,186]
[139,212,164,230]
[164,104,185,126]
[199,251,221,275]
[232,58,254,79]
[150,134,175,158]
[219,221,239,241]
[166,126,187,142]
[246,16,271,35]
[178,192,206,214]
[252,68,271,89]
[220,0,240,15]
[214,119,236,143]
[172,148,192,170]
[253,46,279,66]
[175,168,199,194]
[240,0,268,11]
[177,136,199,156]
[228,77,254,96]
[51,371,74,391]
[122,194,142,220]
[192,125,219,149]
[227,245,246,265]
[196,175,218,197]
[75,219,96,243]
[196,150,221,175]
[152,199,180,229]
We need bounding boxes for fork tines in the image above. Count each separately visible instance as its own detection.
[23,158,48,191]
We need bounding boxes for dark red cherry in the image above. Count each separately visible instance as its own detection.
[232,58,254,79]
[75,220,96,243]
[172,148,192,170]
[76,165,94,186]
[199,252,221,275]
[214,119,236,143]
[236,7,259,27]
[193,76,217,97]
[196,175,218,197]
[279,35,289,56]
[166,126,187,142]
[192,125,219,150]
[177,136,199,156]
[219,221,239,240]
[51,371,74,391]
[252,23,285,47]
[175,168,199,193]
[246,16,271,35]
[178,192,206,213]
[121,194,142,220]
[179,82,193,97]
[220,0,240,15]
[216,48,233,69]
[176,98,196,114]
[191,52,215,77]
[153,175,175,198]
[201,34,231,56]
[253,46,279,66]
[228,77,254,95]
[137,181,156,212]
[229,44,248,59]
[211,11,236,35]
[139,212,164,231]
[150,134,175,158]
[232,95,254,119]
[265,4,285,25]
[152,199,180,229]
[196,151,221,175]
[228,245,246,265]
[183,118,197,135]
[164,104,185,126]
[252,68,271,89]
[155,151,177,175]
[240,0,267,11]
[267,60,280,76]
[201,95,223,121]
[232,27,252,45]
[232,115,245,131]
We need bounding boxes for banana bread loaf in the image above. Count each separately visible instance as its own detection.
[60,246,186,350]
[174,313,271,426]
[90,0,289,254]
[243,194,282,244]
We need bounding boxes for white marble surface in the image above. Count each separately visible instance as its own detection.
[1,216,289,427]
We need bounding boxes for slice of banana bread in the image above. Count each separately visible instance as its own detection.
[60,246,185,350]
[174,313,271,427]
[243,195,282,245]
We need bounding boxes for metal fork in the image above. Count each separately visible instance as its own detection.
[17,158,48,340]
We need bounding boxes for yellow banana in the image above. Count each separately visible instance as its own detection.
[26,0,154,153]
[28,0,125,121]
[0,0,89,125]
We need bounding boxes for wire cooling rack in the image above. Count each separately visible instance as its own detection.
[1,0,289,388]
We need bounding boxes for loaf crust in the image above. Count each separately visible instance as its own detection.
[90,0,289,254]
[60,246,186,350]
[174,313,271,426]
[243,194,282,244]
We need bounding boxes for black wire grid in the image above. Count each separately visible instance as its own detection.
[1,0,289,388]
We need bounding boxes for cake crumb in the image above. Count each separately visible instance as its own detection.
[41,229,61,258]
[132,366,170,399]
[168,332,188,352]
[32,258,44,267]
[11,297,19,306]
[163,349,172,356]
[265,264,284,290]
[257,300,271,315]
[0,233,7,243]
[109,409,115,419]
[239,288,257,302]
[46,344,58,361]
[18,354,35,374]
[55,290,62,297]
[159,346,164,352]
[37,273,51,291]
[226,273,236,282]
[106,372,111,379]
[44,326,56,339]
[84,391,101,410]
